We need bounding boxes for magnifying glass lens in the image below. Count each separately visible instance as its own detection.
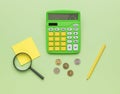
[13,53,32,71]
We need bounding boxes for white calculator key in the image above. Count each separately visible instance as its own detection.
[73,44,78,51]
[67,36,72,39]
[48,28,54,31]
[73,28,79,31]
[67,28,72,31]
[73,40,78,43]
[55,28,60,31]
[61,28,66,31]
[73,24,79,27]
[73,36,78,39]
[67,44,72,51]
[67,40,72,43]
[67,32,72,35]
[73,32,78,35]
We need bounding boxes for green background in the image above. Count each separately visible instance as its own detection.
[0,0,120,94]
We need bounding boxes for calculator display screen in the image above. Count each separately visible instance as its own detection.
[48,13,78,20]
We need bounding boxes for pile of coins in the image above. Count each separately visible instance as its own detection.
[53,58,81,77]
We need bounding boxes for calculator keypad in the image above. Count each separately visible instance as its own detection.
[47,23,80,53]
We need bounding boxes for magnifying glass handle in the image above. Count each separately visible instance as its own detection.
[30,67,44,80]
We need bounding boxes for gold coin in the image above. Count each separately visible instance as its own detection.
[67,70,74,76]
[63,63,69,69]
[55,59,62,65]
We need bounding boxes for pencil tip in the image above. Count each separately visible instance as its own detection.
[86,78,89,80]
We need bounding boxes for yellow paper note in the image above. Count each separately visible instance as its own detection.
[12,37,40,65]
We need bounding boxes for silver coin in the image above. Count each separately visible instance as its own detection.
[53,67,60,74]
[74,58,81,65]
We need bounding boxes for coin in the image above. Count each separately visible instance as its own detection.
[67,70,74,76]
[74,58,81,65]
[55,59,62,65]
[63,63,69,69]
[53,67,60,74]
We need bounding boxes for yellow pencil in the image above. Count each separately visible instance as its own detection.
[86,44,106,80]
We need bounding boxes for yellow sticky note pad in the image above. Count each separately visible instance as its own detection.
[12,37,40,65]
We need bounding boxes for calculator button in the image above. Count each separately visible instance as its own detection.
[55,37,60,41]
[67,44,72,51]
[49,32,54,36]
[67,32,72,35]
[55,28,60,31]
[73,24,79,27]
[73,44,78,51]
[49,37,54,41]
[55,42,60,46]
[61,37,66,41]
[61,28,66,31]
[61,32,66,36]
[73,32,78,35]
[55,32,60,36]
[55,47,60,51]
[61,47,66,51]
[49,47,54,51]
[73,36,78,39]
[73,40,78,43]
[48,28,54,31]
[73,28,79,31]
[67,40,72,43]
[49,42,54,46]
[61,42,66,46]
[67,36,72,39]
[67,28,72,31]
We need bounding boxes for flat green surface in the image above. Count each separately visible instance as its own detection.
[0,0,120,94]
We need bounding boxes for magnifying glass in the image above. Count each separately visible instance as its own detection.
[13,52,44,80]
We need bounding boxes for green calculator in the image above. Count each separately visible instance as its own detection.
[46,10,81,54]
